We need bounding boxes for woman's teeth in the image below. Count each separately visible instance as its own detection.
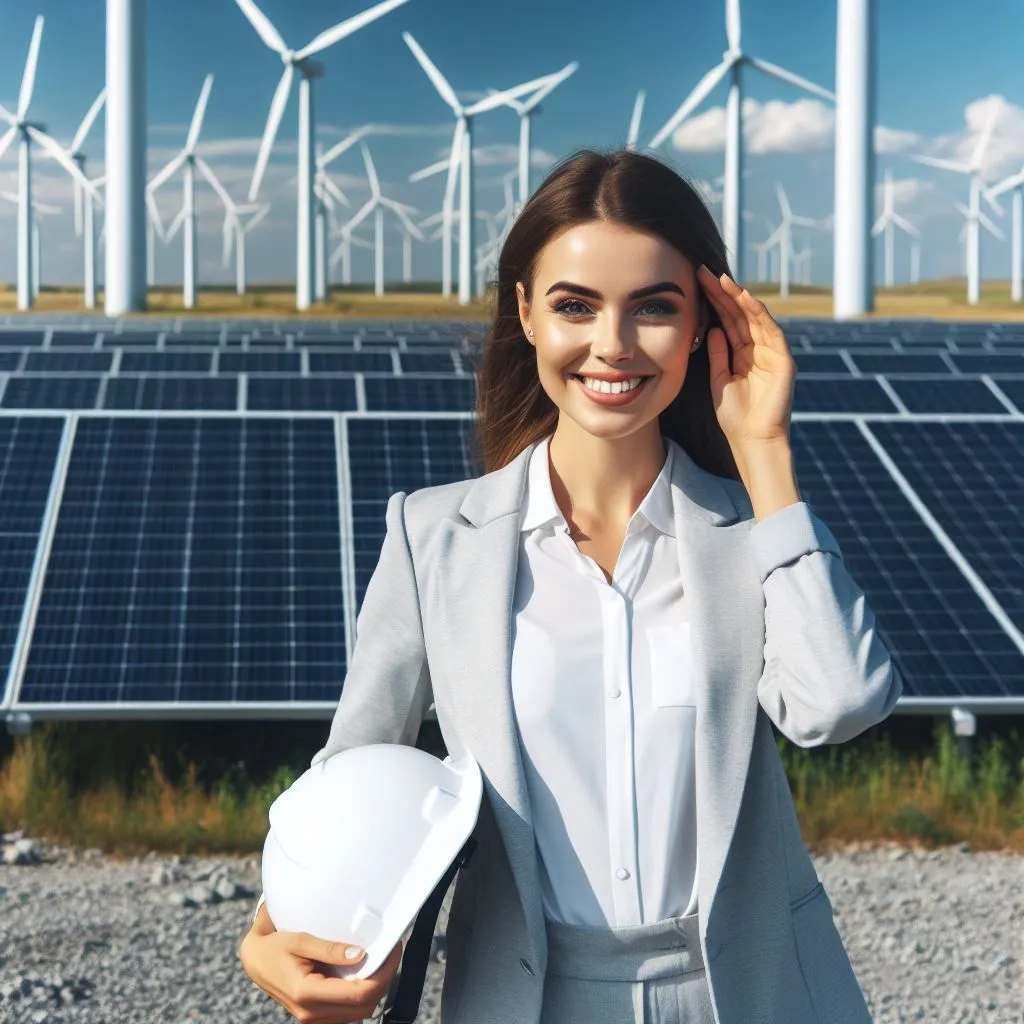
[577,376,646,394]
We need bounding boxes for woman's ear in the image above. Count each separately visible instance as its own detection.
[515,281,534,346]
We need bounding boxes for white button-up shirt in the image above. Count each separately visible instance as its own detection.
[510,435,700,929]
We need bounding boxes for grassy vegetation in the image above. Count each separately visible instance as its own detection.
[3,278,1024,321]
[0,716,1021,861]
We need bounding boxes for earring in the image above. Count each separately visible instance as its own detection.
[691,335,702,350]
[528,328,534,337]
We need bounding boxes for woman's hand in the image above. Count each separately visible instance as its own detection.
[696,265,797,459]
[239,901,403,1023]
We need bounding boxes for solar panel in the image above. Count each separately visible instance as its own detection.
[24,352,114,374]
[17,417,347,705]
[347,416,476,608]
[792,353,851,374]
[992,379,1024,411]
[219,352,302,374]
[0,418,64,701]
[0,352,22,373]
[0,331,44,347]
[398,352,459,374]
[869,420,1024,643]
[2,376,100,410]
[309,352,394,373]
[851,353,951,374]
[103,376,239,411]
[362,375,476,412]
[950,354,1024,374]
[119,352,213,374]
[49,331,100,347]
[885,378,1010,414]
[793,420,1023,699]
[246,378,358,412]
[794,378,898,413]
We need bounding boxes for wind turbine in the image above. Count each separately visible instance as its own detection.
[647,0,833,281]
[146,74,216,309]
[344,143,424,297]
[0,192,60,299]
[763,183,822,298]
[954,199,1003,291]
[986,164,1024,302]
[402,31,563,304]
[486,62,578,213]
[330,229,375,286]
[234,0,410,312]
[911,98,1004,305]
[626,91,645,151]
[0,15,98,310]
[871,170,921,288]
[67,89,107,238]
[223,203,270,297]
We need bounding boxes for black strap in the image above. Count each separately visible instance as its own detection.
[381,837,478,1024]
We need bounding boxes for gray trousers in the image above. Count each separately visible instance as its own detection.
[539,911,715,1024]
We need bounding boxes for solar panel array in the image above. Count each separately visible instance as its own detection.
[1,316,1022,724]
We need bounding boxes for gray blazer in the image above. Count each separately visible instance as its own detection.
[310,437,902,1023]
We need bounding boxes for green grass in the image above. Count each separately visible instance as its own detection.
[1,717,1021,861]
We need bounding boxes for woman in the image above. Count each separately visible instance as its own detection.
[239,148,902,1024]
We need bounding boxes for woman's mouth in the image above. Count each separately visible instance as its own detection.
[569,373,654,407]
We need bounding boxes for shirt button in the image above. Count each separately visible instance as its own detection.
[615,868,630,880]
[609,688,621,699]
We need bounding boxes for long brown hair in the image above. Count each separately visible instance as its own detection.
[472,148,740,481]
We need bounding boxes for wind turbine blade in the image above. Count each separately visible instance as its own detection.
[318,124,373,168]
[233,0,287,53]
[34,200,62,216]
[870,216,885,236]
[0,126,17,163]
[296,0,410,60]
[71,88,107,153]
[443,118,465,206]
[147,191,166,242]
[891,213,921,238]
[402,32,462,114]
[982,187,1004,218]
[384,198,426,240]
[222,214,235,267]
[26,127,98,197]
[911,154,967,174]
[986,169,1024,199]
[167,205,188,243]
[360,143,381,198]
[747,57,834,101]
[0,191,17,205]
[519,61,579,115]
[418,210,444,229]
[316,184,336,212]
[970,98,1001,172]
[627,90,645,149]
[953,200,970,218]
[186,74,214,153]
[346,197,377,234]
[321,175,350,207]
[726,0,741,52]
[250,64,294,200]
[978,209,1004,240]
[148,150,188,194]
[465,72,571,116]
[648,59,731,150]
[195,155,234,211]
[246,204,271,232]
[18,16,44,120]
[775,182,792,219]
[409,157,450,183]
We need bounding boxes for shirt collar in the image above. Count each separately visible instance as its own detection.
[519,435,676,538]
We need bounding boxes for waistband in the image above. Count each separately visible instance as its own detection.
[544,911,705,982]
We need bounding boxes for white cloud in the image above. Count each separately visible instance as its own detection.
[874,125,923,154]
[670,97,834,154]
[915,94,1024,182]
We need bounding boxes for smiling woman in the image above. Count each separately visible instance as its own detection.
[474,148,737,481]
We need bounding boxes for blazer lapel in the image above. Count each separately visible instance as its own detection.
[435,437,763,960]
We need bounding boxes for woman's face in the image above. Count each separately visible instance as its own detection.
[516,219,706,442]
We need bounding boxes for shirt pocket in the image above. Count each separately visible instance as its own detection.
[646,621,698,707]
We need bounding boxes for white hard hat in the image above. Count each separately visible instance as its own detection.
[262,743,483,982]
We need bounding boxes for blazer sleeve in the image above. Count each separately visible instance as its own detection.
[748,500,903,748]
[308,489,434,766]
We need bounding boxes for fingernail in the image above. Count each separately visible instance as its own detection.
[345,945,364,960]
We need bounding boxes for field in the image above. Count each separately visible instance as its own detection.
[3,278,1024,321]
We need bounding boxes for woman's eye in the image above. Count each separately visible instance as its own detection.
[555,298,591,316]
[636,299,676,315]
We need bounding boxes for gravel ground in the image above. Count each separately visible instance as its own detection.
[0,832,1020,1023]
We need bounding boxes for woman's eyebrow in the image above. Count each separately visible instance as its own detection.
[545,281,686,299]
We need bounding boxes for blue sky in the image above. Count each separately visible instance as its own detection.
[2,0,1023,290]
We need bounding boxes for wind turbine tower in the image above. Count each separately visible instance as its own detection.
[105,0,147,314]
